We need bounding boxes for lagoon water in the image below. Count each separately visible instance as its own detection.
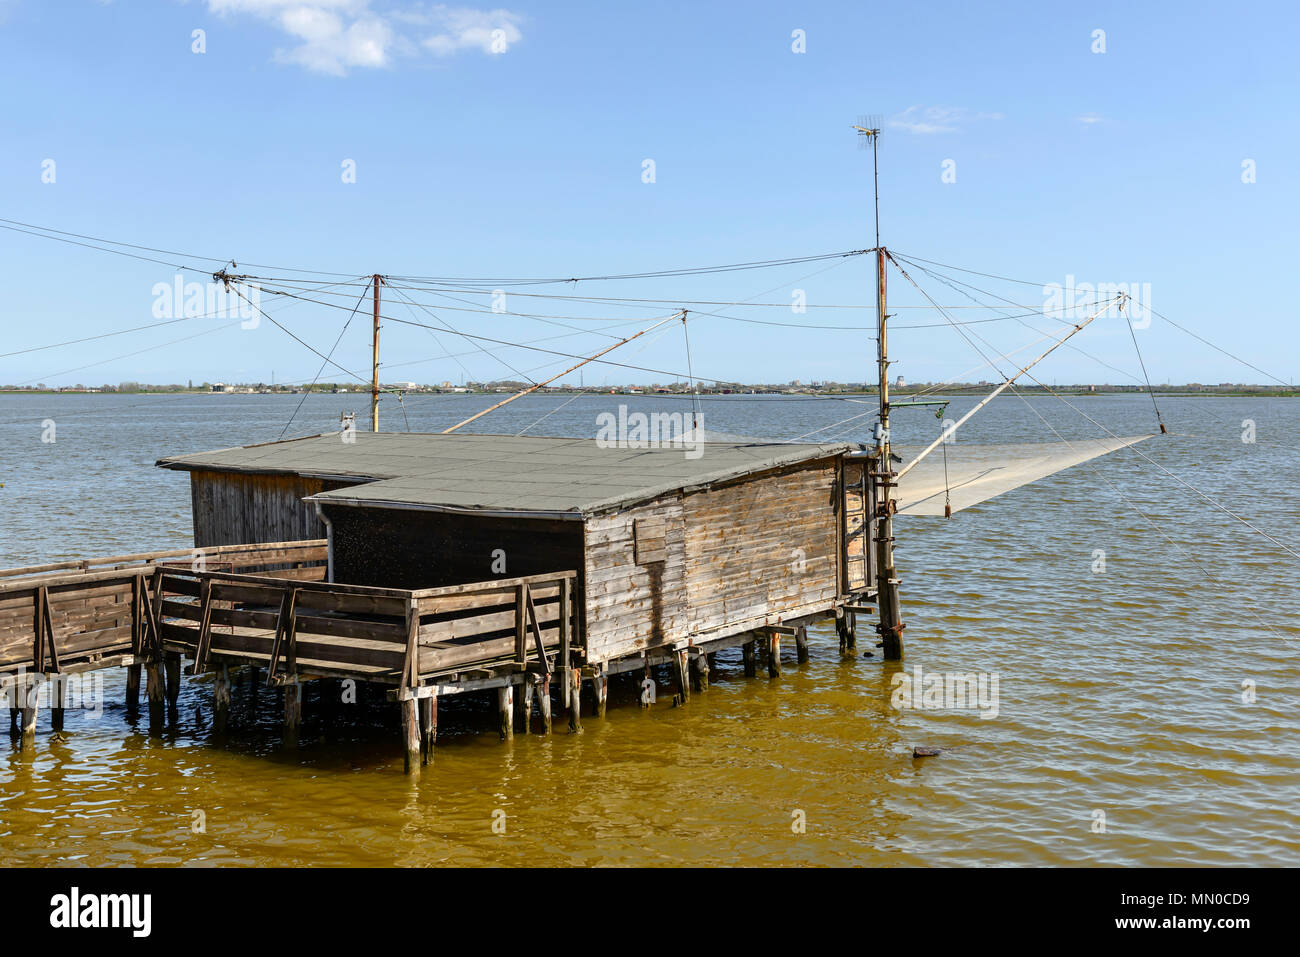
[1,391,1297,866]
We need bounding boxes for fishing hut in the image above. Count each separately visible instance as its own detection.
[1,431,881,772]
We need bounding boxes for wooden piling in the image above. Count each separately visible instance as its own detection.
[163,652,181,705]
[213,664,231,732]
[592,672,608,718]
[767,632,782,678]
[567,668,582,733]
[518,678,534,734]
[537,676,552,735]
[498,684,514,741]
[673,649,691,703]
[401,696,421,775]
[284,679,302,732]
[419,694,436,763]
[19,678,37,747]
[8,707,17,736]
[795,625,809,664]
[145,661,165,706]
[125,663,141,712]
[50,676,64,733]
[692,652,709,692]
[743,636,758,677]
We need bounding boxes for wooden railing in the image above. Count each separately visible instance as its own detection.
[1,540,577,687]
[0,541,327,677]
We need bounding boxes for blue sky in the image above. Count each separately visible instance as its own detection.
[0,0,1295,388]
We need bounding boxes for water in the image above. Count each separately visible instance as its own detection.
[1,391,1297,866]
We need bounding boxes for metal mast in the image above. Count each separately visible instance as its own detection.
[371,274,382,432]
[854,122,904,660]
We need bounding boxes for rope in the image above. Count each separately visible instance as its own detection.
[1124,304,1167,433]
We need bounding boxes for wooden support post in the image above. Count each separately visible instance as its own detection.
[498,684,514,741]
[125,663,141,712]
[847,611,857,651]
[592,672,608,718]
[673,649,691,703]
[795,625,810,664]
[213,664,231,732]
[767,632,782,678]
[284,679,302,732]
[163,652,181,705]
[8,707,17,736]
[401,696,421,775]
[567,668,582,733]
[743,636,758,677]
[518,677,534,734]
[537,676,552,735]
[420,694,436,763]
[146,662,165,709]
[692,652,710,692]
[19,677,38,747]
[50,675,64,733]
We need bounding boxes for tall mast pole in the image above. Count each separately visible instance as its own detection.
[855,122,904,660]
[371,274,382,432]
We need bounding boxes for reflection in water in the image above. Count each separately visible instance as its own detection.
[1,393,1298,866]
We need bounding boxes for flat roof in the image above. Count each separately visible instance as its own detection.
[157,432,850,517]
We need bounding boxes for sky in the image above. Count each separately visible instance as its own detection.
[0,0,1296,389]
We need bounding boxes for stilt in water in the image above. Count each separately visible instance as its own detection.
[213,664,231,732]
[401,696,421,775]
[795,625,809,664]
[592,671,608,718]
[19,677,38,749]
[8,707,18,737]
[419,693,436,764]
[672,649,691,704]
[145,659,166,713]
[767,631,782,678]
[742,636,758,677]
[284,679,302,736]
[50,675,64,734]
[163,652,181,706]
[692,651,710,692]
[567,668,583,733]
[125,663,141,713]
[498,684,514,741]
[518,678,534,734]
[537,676,552,735]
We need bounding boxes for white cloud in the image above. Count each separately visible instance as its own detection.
[888,106,1004,135]
[207,2,523,75]
[1077,113,1104,125]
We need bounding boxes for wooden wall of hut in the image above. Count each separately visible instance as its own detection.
[583,457,841,662]
[189,470,356,548]
[325,505,585,590]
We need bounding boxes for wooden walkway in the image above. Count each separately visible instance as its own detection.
[2,540,865,773]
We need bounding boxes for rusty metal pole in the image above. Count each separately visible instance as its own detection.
[860,126,903,660]
[371,274,381,433]
[875,246,903,660]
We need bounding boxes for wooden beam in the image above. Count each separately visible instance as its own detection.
[767,632,782,678]
[795,625,809,664]
[692,652,710,692]
[742,636,757,677]
[673,649,690,704]
[592,671,608,718]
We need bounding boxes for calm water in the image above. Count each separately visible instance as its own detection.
[1,392,1297,866]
